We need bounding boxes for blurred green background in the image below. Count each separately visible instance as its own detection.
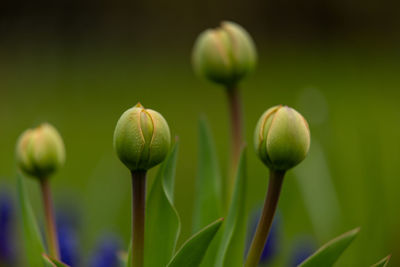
[1,0,399,266]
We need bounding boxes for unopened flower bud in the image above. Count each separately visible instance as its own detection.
[254,106,310,171]
[113,103,171,171]
[16,123,66,178]
[192,21,257,87]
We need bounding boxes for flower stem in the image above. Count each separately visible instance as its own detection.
[39,178,60,260]
[226,85,244,201]
[245,170,285,267]
[131,170,147,267]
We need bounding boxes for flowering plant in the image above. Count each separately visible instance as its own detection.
[5,21,391,267]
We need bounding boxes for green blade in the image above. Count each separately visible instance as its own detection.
[298,227,360,267]
[371,255,391,267]
[42,254,70,267]
[193,117,222,231]
[193,118,223,267]
[215,148,247,267]
[167,218,224,267]
[123,240,132,267]
[143,142,181,267]
[17,173,46,267]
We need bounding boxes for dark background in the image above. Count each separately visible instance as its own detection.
[1,0,399,46]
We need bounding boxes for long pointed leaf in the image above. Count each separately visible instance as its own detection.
[215,148,247,267]
[371,255,391,267]
[17,174,46,267]
[143,142,181,267]
[193,118,223,267]
[123,240,132,267]
[298,227,360,267]
[193,117,222,231]
[43,256,57,267]
[167,218,224,267]
[42,254,70,267]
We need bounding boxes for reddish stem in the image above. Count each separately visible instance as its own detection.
[226,86,244,201]
[131,170,147,267]
[40,178,60,259]
[245,170,285,267]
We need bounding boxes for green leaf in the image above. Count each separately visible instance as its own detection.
[215,148,247,267]
[371,255,391,267]
[193,118,223,267]
[143,142,181,267]
[167,218,224,267]
[298,227,360,267]
[43,256,57,267]
[42,254,70,267]
[17,173,46,267]
[124,240,132,267]
[193,117,222,231]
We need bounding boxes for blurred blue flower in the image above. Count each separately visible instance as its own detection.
[56,210,80,266]
[88,235,121,267]
[289,236,316,267]
[245,208,280,264]
[0,192,16,266]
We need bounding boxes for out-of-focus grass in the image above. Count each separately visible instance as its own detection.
[0,43,399,266]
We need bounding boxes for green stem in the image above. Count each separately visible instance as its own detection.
[40,178,60,260]
[245,170,285,267]
[131,170,147,267]
[226,85,244,202]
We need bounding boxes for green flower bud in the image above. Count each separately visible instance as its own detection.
[192,21,257,87]
[16,123,66,178]
[254,105,310,171]
[113,103,171,171]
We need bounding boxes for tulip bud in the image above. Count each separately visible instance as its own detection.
[254,105,310,171]
[16,123,66,178]
[192,21,257,87]
[113,103,171,171]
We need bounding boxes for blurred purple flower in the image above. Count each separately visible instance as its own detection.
[0,192,16,266]
[289,236,316,267]
[88,235,121,267]
[56,210,80,266]
[246,208,280,264]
